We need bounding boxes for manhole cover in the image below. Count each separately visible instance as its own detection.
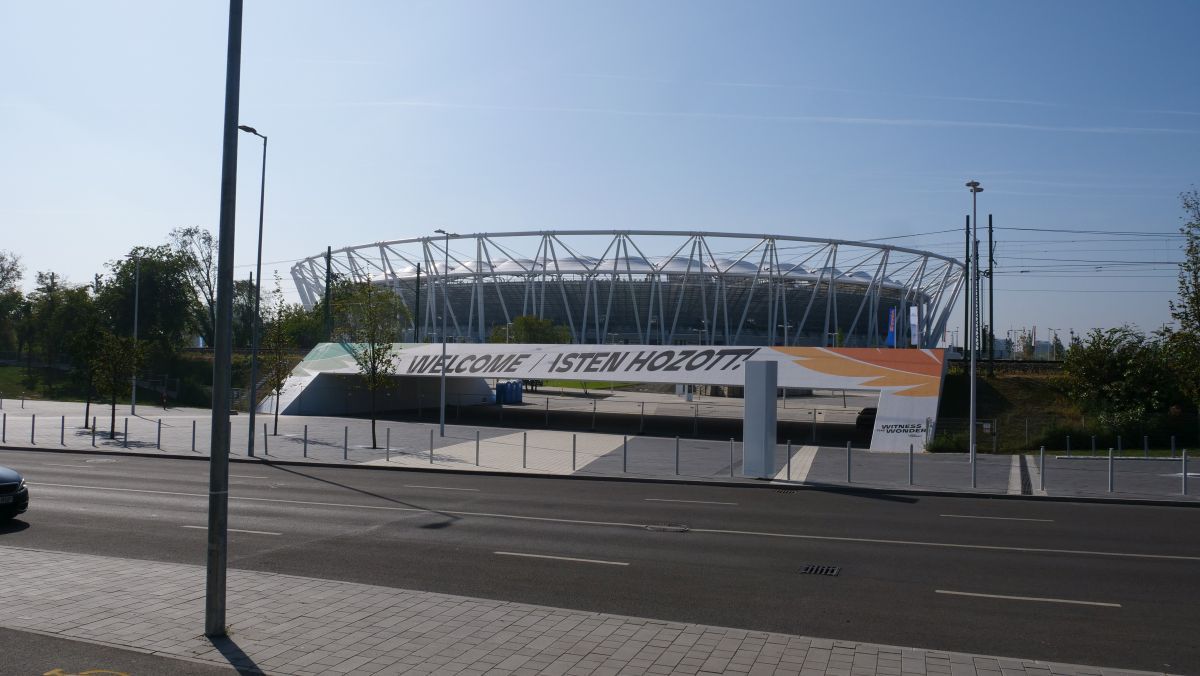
[645,523,690,533]
[799,564,840,577]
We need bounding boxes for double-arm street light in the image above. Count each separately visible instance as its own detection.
[238,124,267,457]
[966,180,983,487]
[434,228,456,437]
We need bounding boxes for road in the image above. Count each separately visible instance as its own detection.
[2,448,1197,673]
[0,626,234,676]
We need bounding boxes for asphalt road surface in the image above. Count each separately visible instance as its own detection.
[2,448,1197,673]
[0,626,235,675]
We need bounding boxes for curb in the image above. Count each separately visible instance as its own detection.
[1,442,1196,508]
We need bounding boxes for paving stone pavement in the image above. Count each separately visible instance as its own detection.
[0,545,1165,675]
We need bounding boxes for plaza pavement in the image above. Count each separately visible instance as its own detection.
[0,398,1194,502]
[0,544,1167,676]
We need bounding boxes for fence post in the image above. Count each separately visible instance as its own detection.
[192,420,196,452]
[122,417,127,448]
[730,438,735,478]
[846,441,852,483]
[61,415,65,445]
[623,436,628,473]
[156,419,161,449]
[91,418,97,447]
[1039,445,1045,492]
[523,431,527,469]
[31,413,36,444]
[1108,448,1115,492]
[902,444,912,487]
[303,424,308,458]
[386,428,390,461]
[572,433,577,471]
[343,426,348,460]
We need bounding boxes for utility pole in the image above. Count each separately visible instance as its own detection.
[131,257,140,415]
[987,214,995,377]
[963,214,970,358]
[206,0,243,639]
[323,245,332,340]
[966,181,983,487]
[414,263,421,342]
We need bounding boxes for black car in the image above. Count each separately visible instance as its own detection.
[0,466,29,520]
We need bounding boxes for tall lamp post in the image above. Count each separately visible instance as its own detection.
[434,229,456,437]
[238,124,267,457]
[131,256,140,415]
[966,180,983,487]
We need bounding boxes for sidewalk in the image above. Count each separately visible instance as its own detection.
[0,545,1162,676]
[0,399,1195,503]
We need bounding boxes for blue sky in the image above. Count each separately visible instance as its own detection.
[2,0,1197,343]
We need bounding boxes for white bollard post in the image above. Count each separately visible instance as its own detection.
[263,423,269,455]
[191,420,196,452]
[31,413,36,444]
[157,419,162,449]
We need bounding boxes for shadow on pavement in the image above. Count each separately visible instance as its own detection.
[209,634,264,675]
[0,518,30,535]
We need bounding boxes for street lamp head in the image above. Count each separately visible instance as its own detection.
[434,228,446,235]
[237,124,257,134]
[965,180,983,193]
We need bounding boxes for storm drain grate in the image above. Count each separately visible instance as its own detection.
[799,564,840,577]
[775,490,799,495]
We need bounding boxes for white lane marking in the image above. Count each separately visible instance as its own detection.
[1007,455,1022,495]
[644,498,737,506]
[230,475,268,479]
[43,463,91,469]
[181,525,281,536]
[29,482,1200,563]
[940,514,1054,523]
[935,589,1120,608]
[494,551,628,566]
[404,485,480,492]
[1025,454,1048,497]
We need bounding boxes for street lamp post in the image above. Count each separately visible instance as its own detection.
[434,229,456,437]
[131,256,140,415]
[238,124,267,457]
[966,180,983,486]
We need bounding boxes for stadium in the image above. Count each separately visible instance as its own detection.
[290,231,964,349]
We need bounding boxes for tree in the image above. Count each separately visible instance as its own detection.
[92,332,142,439]
[97,246,199,365]
[1062,326,1175,433]
[0,250,22,353]
[170,226,218,348]
[487,315,571,343]
[1016,332,1035,360]
[335,281,409,448]
[1167,188,1200,426]
[260,277,297,435]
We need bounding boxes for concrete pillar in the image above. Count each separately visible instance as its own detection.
[743,360,777,478]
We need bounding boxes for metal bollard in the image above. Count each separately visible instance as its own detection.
[730,438,735,478]
[263,423,269,455]
[1039,446,1045,492]
[693,404,698,436]
[91,419,97,447]
[123,417,127,447]
[344,426,348,460]
[846,441,852,483]
[191,420,196,452]
[303,425,308,458]
[812,409,817,443]
[61,415,65,445]
[675,436,680,475]
[640,402,645,433]
[592,399,597,430]
[909,443,914,485]
[1144,435,1149,459]
[786,440,792,481]
[430,428,435,464]
[2,412,5,442]
[475,430,480,466]
[1118,435,1123,456]
[1171,435,1177,458]
[157,419,161,449]
[544,398,549,426]
[572,433,577,471]
[1108,448,1115,492]
[523,431,528,468]
[31,413,36,444]
[386,428,391,461]
[623,436,628,473]
[1183,450,1189,496]
[1066,435,1071,457]
[971,442,977,488]
[1091,435,1096,455]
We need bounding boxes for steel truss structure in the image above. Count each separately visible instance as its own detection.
[291,231,965,348]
